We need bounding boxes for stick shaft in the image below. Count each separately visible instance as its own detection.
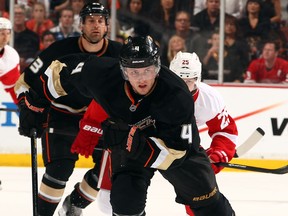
[97,150,109,189]
[30,129,38,216]
[0,108,18,112]
[216,162,288,174]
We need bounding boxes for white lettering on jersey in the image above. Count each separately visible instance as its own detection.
[181,124,192,144]
[71,62,84,75]
[29,57,44,74]
[217,107,230,129]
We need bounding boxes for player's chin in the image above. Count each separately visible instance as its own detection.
[136,86,149,95]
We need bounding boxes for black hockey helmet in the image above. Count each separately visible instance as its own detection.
[79,2,109,24]
[120,36,160,70]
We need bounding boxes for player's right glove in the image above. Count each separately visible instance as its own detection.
[71,118,103,158]
[17,89,50,138]
[206,148,229,174]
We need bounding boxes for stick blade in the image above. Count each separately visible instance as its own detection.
[235,127,265,158]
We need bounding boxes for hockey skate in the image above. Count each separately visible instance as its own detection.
[58,195,83,216]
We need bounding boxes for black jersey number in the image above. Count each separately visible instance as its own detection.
[181,124,192,144]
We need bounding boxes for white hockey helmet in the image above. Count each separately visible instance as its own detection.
[0,17,12,30]
[169,51,202,88]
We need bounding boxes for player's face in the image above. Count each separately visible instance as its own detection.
[183,78,197,92]
[81,15,108,43]
[125,65,157,95]
[0,29,11,48]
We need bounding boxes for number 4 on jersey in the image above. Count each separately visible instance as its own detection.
[181,124,193,144]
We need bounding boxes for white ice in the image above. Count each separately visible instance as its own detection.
[0,167,287,216]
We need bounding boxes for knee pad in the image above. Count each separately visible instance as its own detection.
[42,159,75,189]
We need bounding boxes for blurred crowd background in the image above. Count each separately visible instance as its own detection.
[1,0,288,83]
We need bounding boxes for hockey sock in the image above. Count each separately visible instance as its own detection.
[70,182,97,208]
[38,195,60,216]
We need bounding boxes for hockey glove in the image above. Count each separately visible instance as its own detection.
[125,126,147,160]
[206,148,229,174]
[101,118,130,149]
[71,118,103,158]
[18,89,50,138]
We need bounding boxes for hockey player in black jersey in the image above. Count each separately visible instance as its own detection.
[40,36,236,216]
[14,2,122,216]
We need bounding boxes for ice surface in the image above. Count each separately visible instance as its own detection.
[0,167,287,216]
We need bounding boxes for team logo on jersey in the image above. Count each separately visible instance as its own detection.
[133,116,156,130]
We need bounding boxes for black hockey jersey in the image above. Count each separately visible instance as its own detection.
[44,54,201,169]
[15,37,122,114]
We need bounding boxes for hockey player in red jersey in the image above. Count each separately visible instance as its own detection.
[169,51,238,215]
[40,35,235,215]
[0,17,20,104]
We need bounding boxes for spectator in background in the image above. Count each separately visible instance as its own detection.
[238,0,271,61]
[194,0,246,19]
[173,11,204,55]
[0,1,9,18]
[0,17,20,104]
[224,15,250,81]
[149,0,176,41]
[261,0,282,31]
[161,34,186,67]
[13,4,40,72]
[202,31,244,82]
[174,0,194,21]
[117,0,151,38]
[50,7,81,41]
[160,10,205,63]
[192,0,228,42]
[244,40,288,84]
[26,2,54,37]
[49,0,71,24]
[37,30,56,53]
[70,0,85,32]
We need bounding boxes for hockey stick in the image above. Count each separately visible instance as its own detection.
[30,129,38,216]
[47,127,266,156]
[46,127,102,151]
[234,127,265,158]
[0,107,18,112]
[216,162,288,175]
[46,127,77,137]
[97,150,110,189]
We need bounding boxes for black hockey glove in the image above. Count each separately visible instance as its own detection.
[125,126,147,160]
[17,89,50,138]
[101,118,130,149]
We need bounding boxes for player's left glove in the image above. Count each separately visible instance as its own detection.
[101,119,160,169]
[206,148,229,174]
[101,118,130,149]
[71,118,103,158]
